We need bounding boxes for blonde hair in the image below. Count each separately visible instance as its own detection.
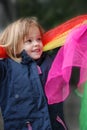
[0,17,44,62]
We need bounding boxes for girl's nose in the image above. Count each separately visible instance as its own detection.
[33,40,39,46]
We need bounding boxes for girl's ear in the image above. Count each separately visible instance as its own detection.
[0,46,8,58]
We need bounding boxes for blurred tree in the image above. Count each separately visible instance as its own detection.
[16,0,87,30]
[0,0,87,30]
[0,0,16,30]
[1,0,12,20]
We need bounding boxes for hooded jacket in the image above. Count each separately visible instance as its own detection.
[0,50,53,130]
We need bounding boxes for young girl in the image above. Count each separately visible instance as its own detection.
[0,17,67,130]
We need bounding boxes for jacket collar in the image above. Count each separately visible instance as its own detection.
[20,50,46,65]
[21,50,34,64]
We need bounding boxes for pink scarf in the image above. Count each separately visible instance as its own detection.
[45,24,87,104]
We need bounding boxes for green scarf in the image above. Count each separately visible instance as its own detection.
[80,82,87,130]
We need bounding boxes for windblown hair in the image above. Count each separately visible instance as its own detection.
[0,17,44,62]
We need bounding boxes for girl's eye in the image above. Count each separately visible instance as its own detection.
[24,39,32,44]
[37,38,42,41]
[28,39,32,43]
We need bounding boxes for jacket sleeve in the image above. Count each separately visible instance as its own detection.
[0,59,6,82]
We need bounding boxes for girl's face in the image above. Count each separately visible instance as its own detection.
[20,26,43,60]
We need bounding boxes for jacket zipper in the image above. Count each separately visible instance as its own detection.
[26,122,32,130]
[56,115,67,130]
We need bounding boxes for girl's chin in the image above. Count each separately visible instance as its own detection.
[33,56,41,60]
[32,53,42,60]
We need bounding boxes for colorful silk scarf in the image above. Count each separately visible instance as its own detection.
[45,24,87,104]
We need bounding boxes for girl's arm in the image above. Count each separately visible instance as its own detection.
[0,59,7,82]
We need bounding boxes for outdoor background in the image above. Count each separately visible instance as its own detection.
[0,0,87,129]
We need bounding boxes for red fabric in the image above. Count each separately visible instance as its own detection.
[0,47,7,58]
[42,14,87,45]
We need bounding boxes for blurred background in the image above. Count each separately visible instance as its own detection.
[1,0,87,30]
[0,0,87,129]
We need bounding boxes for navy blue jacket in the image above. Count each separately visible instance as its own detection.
[0,49,67,130]
[0,50,53,130]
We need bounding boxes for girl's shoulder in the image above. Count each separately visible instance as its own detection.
[0,58,7,62]
[0,58,5,60]
[0,58,10,62]
[0,58,10,69]
[0,58,15,67]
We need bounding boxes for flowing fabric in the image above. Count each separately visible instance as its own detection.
[45,24,87,104]
[43,14,87,51]
[0,46,7,58]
